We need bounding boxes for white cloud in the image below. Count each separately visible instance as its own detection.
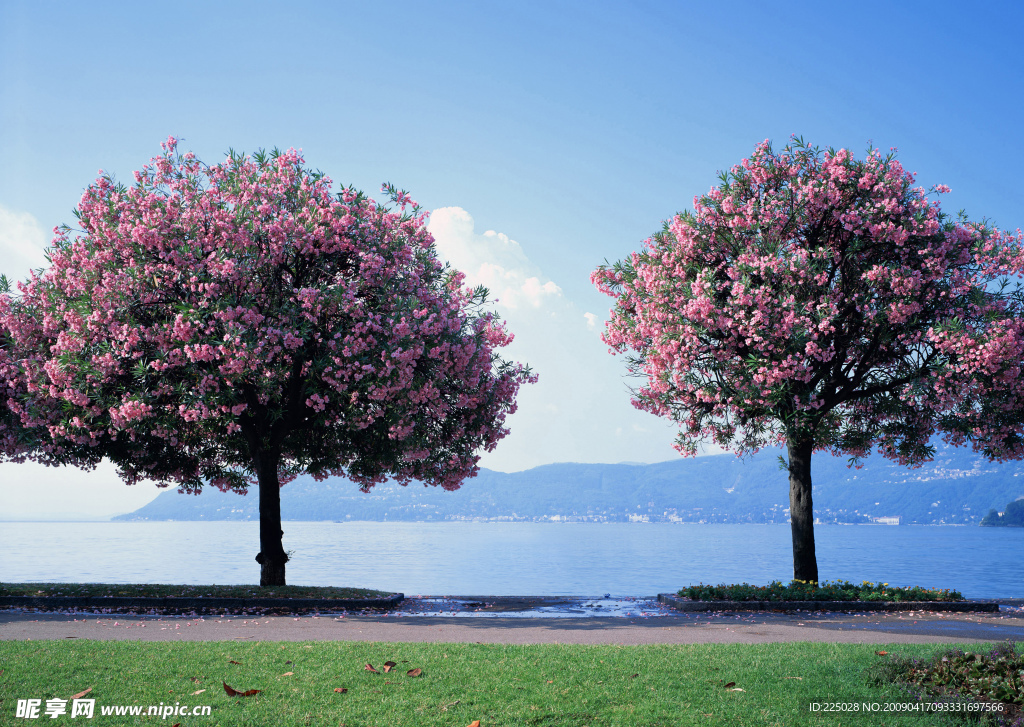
[519,277,561,308]
[428,207,682,471]
[0,460,163,521]
[428,208,562,309]
[0,204,49,280]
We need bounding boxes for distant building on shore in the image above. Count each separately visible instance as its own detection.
[873,516,900,525]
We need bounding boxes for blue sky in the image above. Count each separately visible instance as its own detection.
[1,0,1021,518]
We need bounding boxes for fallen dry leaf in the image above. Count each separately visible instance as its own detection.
[282,672,294,677]
[228,660,242,665]
[189,677,201,683]
[334,687,348,693]
[729,687,745,692]
[191,689,206,696]
[875,651,889,656]
[407,668,422,677]
[383,661,397,673]
[71,688,92,700]
[468,721,481,727]
[223,681,261,697]
[784,677,803,680]
[364,663,380,673]
[546,680,553,684]
[285,660,293,665]
[630,673,638,679]
[724,682,736,689]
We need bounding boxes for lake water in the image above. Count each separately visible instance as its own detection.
[2,522,1022,598]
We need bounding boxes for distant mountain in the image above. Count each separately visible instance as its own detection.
[981,497,1024,527]
[114,442,1024,525]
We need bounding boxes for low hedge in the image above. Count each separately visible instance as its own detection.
[678,579,964,602]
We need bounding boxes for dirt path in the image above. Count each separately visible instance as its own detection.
[4,607,1023,645]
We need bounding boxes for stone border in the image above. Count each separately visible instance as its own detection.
[657,594,1000,612]
[0,593,405,614]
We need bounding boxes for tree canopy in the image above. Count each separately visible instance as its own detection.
[1,138,534,584]
[593,136,1024,581]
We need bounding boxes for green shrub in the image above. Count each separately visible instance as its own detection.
[869,642,1023,725]
[678,579,964,602]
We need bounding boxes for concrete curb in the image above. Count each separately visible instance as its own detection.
[0,593,405,614]
[657,593,1000,613]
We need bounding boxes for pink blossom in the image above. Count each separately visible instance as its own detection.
[592,134,1024,575]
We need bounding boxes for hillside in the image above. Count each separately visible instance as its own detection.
[113,442,1024,524]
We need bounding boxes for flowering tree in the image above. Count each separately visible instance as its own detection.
[593,137,1024,582]
[2,138,534,585]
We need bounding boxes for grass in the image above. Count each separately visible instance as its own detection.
[679,580,965,603]
[0,640,974,726]
[0,583,392,600]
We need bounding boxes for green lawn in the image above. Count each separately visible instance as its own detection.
[0,640,970,726]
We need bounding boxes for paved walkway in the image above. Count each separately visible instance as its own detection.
[3,607,1023,645]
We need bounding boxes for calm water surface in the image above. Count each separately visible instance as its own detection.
[2,522,1022,598]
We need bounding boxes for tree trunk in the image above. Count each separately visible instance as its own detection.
[253,447,288,586]
[787,436,818,584]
